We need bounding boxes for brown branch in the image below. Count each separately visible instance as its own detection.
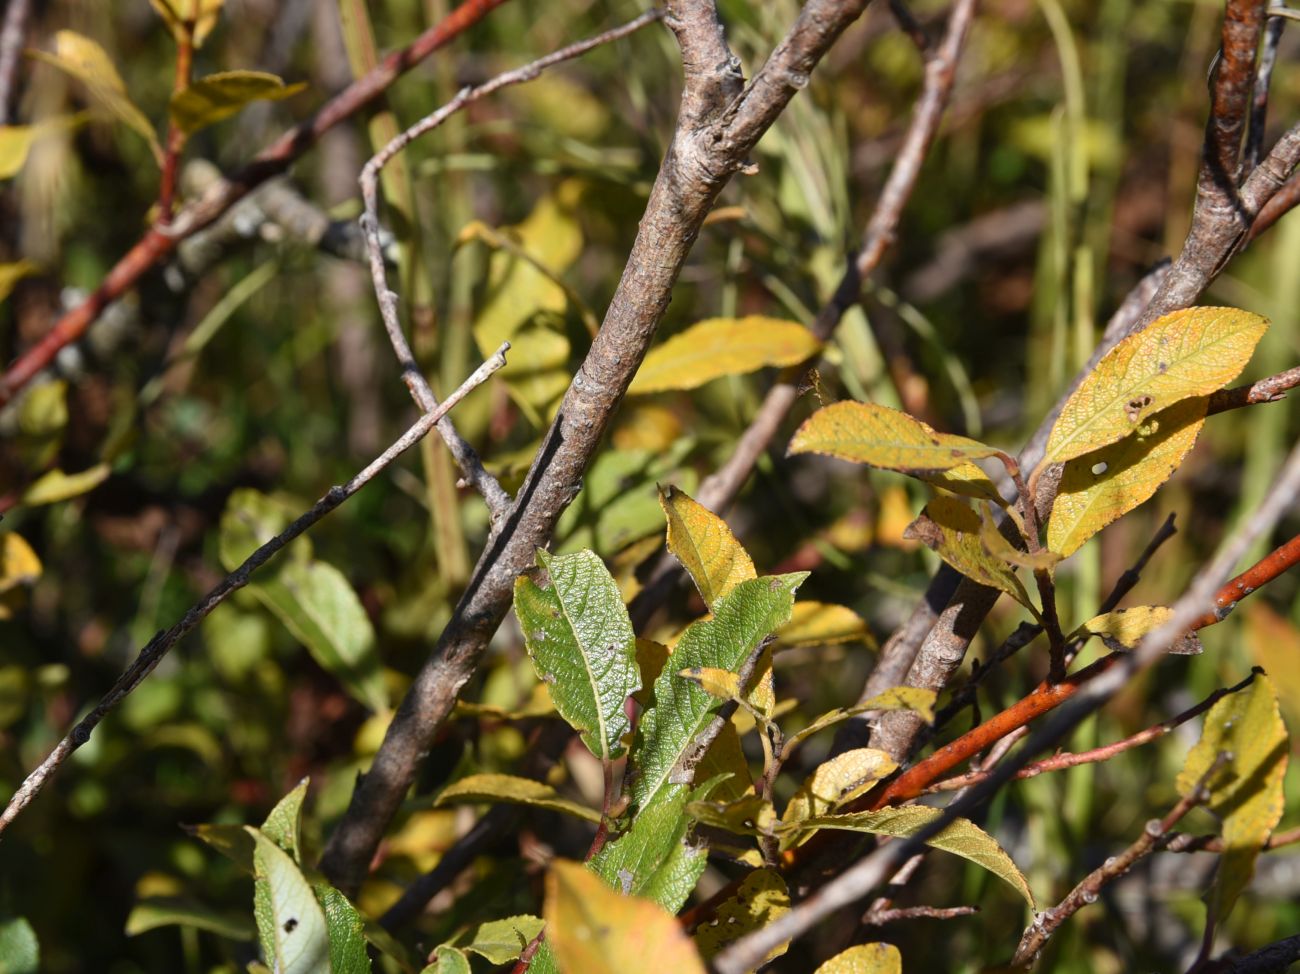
[0,0,514,408]
[1220,933,1300,974]
[317,0,875,897]
[0,0,32,125]
[1207,365,1300,414]
[1009,754,1228,968]
[865,903,978,925]
[1243,3,1285,173]
[1166,822,1300,854]
[0,345,509,837]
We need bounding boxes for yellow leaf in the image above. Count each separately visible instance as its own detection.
[0,533,42,620]
[629,316,821,395]
[1072,606,1202,655]
[0,259,37,300]
[783,688,937,755]
[788,401,1006,501]
[781,748,897,848]
[1048,396,1205,557]
[1245,605,1300,740]
[170,71,306,136]
[774,602,875,651]
[795,806,1036,908]
[693,869,790,964]
[686,794,776,837]
[31,32,162,163]
[21,464,111,506]
[1176,674,1289,921]
[613,403,683,452]
[0,126,34,179]
[1043,307,1267,466]
[545,860,707,974]
[903,494,1037,613]
[678,666,742,702]
[814,943,903,974]
[148,0,224,47]
[746,645,776,718]
[659,485,755,610]
[978,506,1061,573]
[434,773,601,824]
[875,484,919,550]
[695,721,754,803]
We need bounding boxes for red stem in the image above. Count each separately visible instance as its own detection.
[156,29,194,225]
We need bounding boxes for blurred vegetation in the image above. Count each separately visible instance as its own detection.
[2,0,1300,971]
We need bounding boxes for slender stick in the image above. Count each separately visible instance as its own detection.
[0,0,32,125]
[156,30,196,225]
[0,345,509,838]
[358,9,663,520]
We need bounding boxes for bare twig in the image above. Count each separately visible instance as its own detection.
[0,0,514,407]
[358,10,663,520]
[156,30,196,226]
[1243,2,1285,173]
[0,0,31,125]
[318,0,876,897]
[1207,365,1300,414]
[866,903,979,925]
[1221,933,1300,974]
[711,437,1300,974]
[1009,754,1229,967]
[0,345,509,837]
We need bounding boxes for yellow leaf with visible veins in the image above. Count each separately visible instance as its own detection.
[660,485,755,610]
[1048,397,1206,556]
[629,316,820,394]
[694,869,790,963]
[1043,307,1266,465]
[814,944,903,974]
[781,748,897,848]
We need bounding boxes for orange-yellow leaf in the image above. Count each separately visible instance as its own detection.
[1043,307,1266,465]
[660,485,755,610]
[544,861,707,974]
[629,316,821,394]
[1048,397,1206,557]
[693,869,790,963]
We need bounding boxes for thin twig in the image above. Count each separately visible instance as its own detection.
[1243,1,1285,173]
[1009,754,1229,967]
[156,30,196,226]
[866,903,978,925]
[358,9,663,520]
[0,0,32,125]
[0,345,509,837]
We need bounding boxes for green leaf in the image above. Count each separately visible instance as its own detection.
[789,401,1006,501]
[1072,606,1202,655]
[30,32,162,163]
[21,465,110,505]
[249,828,331,974]
[630,573,806,812]
[0,917,39,974]
[783,688,937,755]
[1048,397,1206,557]
[1043,307,1267,465]
[463,915,545,964]
[545,861,708,974]
[312,884,372,974]
[125,896,254,941]
[814,943,903,974]
[903,495,1037,613]
[629,316,821,394]
[420,946,471,974]
[589,787,708,910]
[434,773,601,824]
[773,602,875,651]
[659,485,756,610]
[217,488,305,566]
[1177,673,1289,921]
[170,71,306,135]
[514,549,639,760]
[794,806,1036,908]
[693,869,790,963]
[262,778,309,862]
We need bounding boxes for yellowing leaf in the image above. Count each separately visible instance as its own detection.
[148,0,224,47]
[0,533,41,620]
[1245,605,1300,737]
[774,602,875,651]
[678,666,743,702]
[434,773,601,824]
[21,464,110,505]
[695,721,754,803]
[170,71,306,136]
[903,494,1037,613]
[0,117,86,180]
[686,793,776,836]
[660,485,755,610]
[1177,673,1289,921]
[629,316,821,395]
[544,861,707,974]
[788,401,1006,501]
[796,806,1036,908]
[783,688,937,756]
[978,506,1061,573]
[1043,307,1267,465]
[1072,606,1202,655]
[614,404,683,452]
[814,944,902,974]
[875,484,920,550]
[31,32,162,163]
[693,869,790,963]
[1048,396,1205,557]
[781,749,898,847]
[0,259,37,300]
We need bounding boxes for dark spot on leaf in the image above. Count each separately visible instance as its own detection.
[1124,395,1153,421]
[284,918,298,933]
[1157,361,1168,373]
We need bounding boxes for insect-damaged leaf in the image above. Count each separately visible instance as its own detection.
[793,806,1036,908]
[780,749,898,849]
[789,401,1006,502]
[660,485,756,610]
[904,494,1037,613]
[1043,307,1266,466]
[1047,396,1206,557]
[630,573,805,813]
[1177,673,1289,921]
[693,869,790,963]
[814,944,903,974]
[170,71,306,136]
[629,316,821,394]
[434,773,601,824]
[514,549,639,761]
[545,861,708,974]
[1072,606,1202,655]
[248,828,331,973]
